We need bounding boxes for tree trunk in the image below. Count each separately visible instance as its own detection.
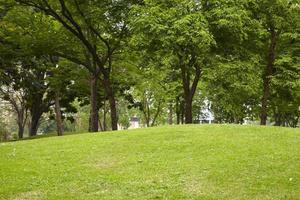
[27,120,31,135]
[54,92,64,136]
[16,111,26,139]
[180,100,185,124]
[291,116,299,128]
[180,65,201,124]
[29,96,43,136]
[29,112,42,136]
[99,101,107,131]
[90,74,99,132]
[168,103,173,125]
[151,100,162,127]
[17,123,24,139]
[144,111,150,127]
[102,76,118,131]
[88,114,92,132]
[99,118,103,131]
[274,113,282,126]
[175,96,180,124]
[103,100,107,131]
[108,93,118,130]
[260,30,277,125]
[5,95,27,139]
[142,103,150,127]
[146,119,150,127]
[260,78,270,125]
[181,63,192,124]
[179,53,201,124]
[184,96,193,124]
[145,95,151,127]
[27,70,50,137]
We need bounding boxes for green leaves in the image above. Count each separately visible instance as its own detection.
[132,0,214,55]
[1,0,299,131]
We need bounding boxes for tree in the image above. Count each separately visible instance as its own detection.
[133,68,167,127]
[15,0,142,131]
[203,60,261,124]
[131,0,216,123]
[0,86,28,139]
[246,0,300,125]
[132,0,256,124]
[270,44,300,127]
[0,5,60,136]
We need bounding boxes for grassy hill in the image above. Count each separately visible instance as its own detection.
[0,125,300,200]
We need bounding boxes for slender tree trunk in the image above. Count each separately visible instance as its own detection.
[98,118,103,131]
[260,79,270,125]
[175,96,180,125]
[101,113,107,131]
[16,111,26,139]
[90,74,99,132]
[144,112,150,127]
[99,101,107,131]
[260,30,277,125]
[151,100,162,127]
[102,75,118,131]
[146,96,151,127]
[168,103,173,125]
[142,102,150,127]
[108,93,118,130]
[6,96,27,139]
[17,122,24,139]
[180,100,185,124]
[103,101,107,131]
[88,114,92,132]
[27,120,31,135]
[54,92,63,136]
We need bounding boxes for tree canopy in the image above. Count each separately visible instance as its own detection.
[0,0,299,139]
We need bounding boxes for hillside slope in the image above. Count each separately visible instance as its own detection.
[1,125,300,200]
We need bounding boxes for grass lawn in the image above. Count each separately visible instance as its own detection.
[0,125,300,200]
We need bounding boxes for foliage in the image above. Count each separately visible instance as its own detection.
[0,0,300,136]
[203,59,261,123]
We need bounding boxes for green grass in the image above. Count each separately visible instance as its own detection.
[1,125,300,200]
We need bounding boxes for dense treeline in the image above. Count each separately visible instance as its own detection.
[0,0,299,140]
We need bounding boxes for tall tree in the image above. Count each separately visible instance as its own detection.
[15,0,141,131]
[0,6,61,136]
[132,0,253,123]
[131,0,215,123]
[247,0,300,125]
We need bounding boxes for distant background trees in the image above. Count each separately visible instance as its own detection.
[0,0,299,140]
